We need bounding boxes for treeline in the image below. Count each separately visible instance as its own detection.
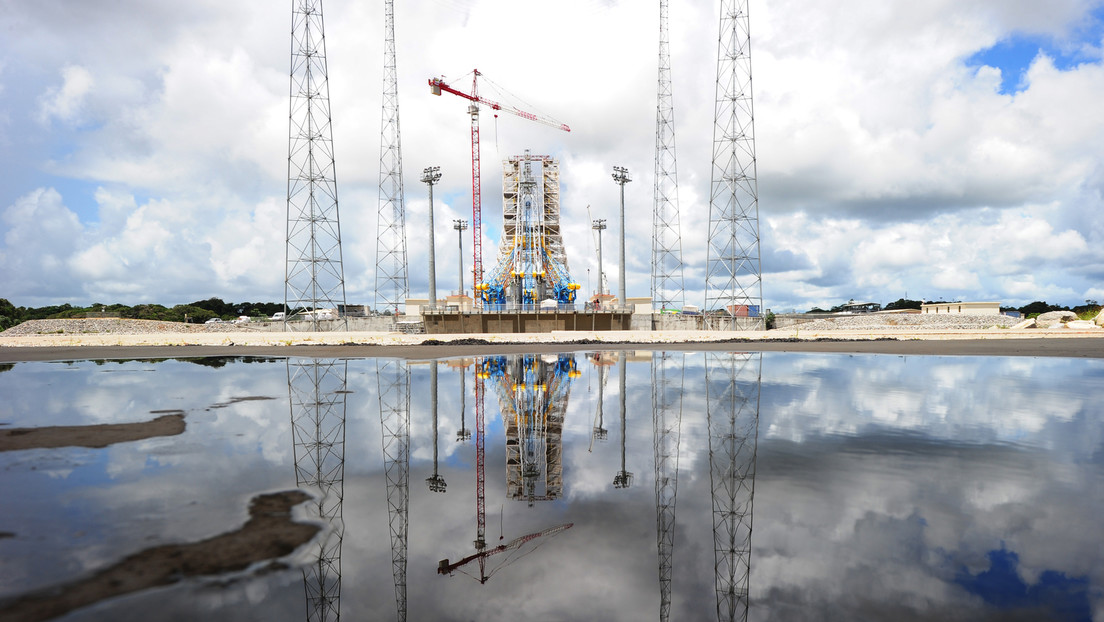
[809,298,1101,318]
[0,298,284,331]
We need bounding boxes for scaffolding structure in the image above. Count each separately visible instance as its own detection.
[705,0,763,329]
[287,359,347,621]
[652,0,686,312]
[479,152,578,307]
[285,0,347,331]
[706,352,760,621]
[375,0,409,315]
[378,359,410,621]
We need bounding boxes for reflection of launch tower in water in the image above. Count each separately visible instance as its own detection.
[287,359,347,622]
[706,352,761,622]
[483,354,579,505]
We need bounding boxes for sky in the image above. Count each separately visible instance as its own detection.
[1,0,1103,312]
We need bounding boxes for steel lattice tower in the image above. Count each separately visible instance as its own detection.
[375,0,408,315]
[652,352,685,622]
[705,0,763,329]
[379,359,410,621]
[285,0,347,331]
[706,352,760,622]
[652,0,686,312]
[288,359,347,621]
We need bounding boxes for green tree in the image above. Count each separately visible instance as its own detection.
[884,298,923,311]
[1018,301,1065,317]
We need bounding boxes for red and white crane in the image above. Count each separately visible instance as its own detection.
[428,70,570,298]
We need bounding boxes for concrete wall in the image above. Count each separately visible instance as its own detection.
[423,311,633,334]
[921,302,1001,315]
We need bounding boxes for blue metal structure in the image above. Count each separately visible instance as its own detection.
[477,154,579,309]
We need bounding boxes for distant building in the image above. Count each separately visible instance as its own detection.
[839,301,881,313]
[921,301,1001,315]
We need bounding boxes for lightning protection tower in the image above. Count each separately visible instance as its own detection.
[706,352,760,622]
[379,358,410,621]
[287,358,347,621]
[653,351,684,622]
[375,0,409,316]
[285,0,347,330]
[653,0,686,313]
[705,0,763,329]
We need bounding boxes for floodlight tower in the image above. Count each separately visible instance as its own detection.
[613,351,633,489]
[375,0,409,317]
[612,166,632,309]
[592,219,607,297]
[453,219,469,297]
[705,0,763,329]
[653,0,686,312]
[285,0,347,331]
[422,167,442,311]
[426,361,446,493]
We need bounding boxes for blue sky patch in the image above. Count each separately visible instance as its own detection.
[956,547,1091,621]
[967,10,1104,95]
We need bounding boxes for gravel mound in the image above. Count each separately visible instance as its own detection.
[794,313,1019,331]
[1,318,255,337]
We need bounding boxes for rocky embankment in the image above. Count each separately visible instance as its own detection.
[795,313,1021,331]
[0,318,252,337]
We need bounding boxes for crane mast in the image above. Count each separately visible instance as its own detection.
[429,70,570,304]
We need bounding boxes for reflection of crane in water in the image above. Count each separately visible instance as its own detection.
[437,522,573,584]
[706,352,761,622]
[483,354,579,505]
[287,359,347,622]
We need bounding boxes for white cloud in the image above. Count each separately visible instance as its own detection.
[37,65,94,125]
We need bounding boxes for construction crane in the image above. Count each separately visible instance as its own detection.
[428,70,570,303]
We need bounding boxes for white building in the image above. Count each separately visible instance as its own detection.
[921,301,1001,315]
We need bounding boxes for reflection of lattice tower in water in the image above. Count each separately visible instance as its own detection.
[287,359,347,621]
[495,356,572,506]
[652,0,686,312]
[705,352,760,622]
[652,351,685,622]
[375,0,409,314]
[705,0,763,329]
[285,0,347,331]
[498,152,568,272]
[378,359,410,622]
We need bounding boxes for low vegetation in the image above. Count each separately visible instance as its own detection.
[806,299,1099,319]
[0,298,284,331]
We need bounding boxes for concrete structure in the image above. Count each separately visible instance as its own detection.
[921,302,1001,315]
[422,310,632,334]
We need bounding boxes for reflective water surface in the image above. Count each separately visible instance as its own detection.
[1,352,1102,621]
